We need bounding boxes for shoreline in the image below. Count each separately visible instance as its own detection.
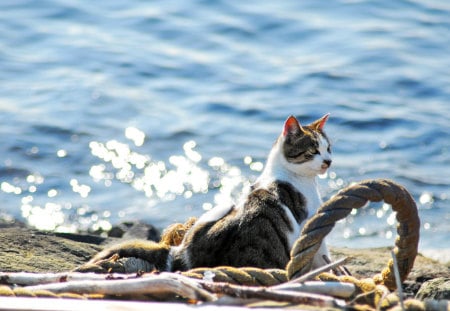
[420,249,450,265]
[0,222,448,277]
[0,226,447,309]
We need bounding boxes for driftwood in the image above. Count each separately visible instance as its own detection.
[0,271,355,307]
[23,273,215,302]
[199,281,345,308]
[0,296,215,311]
[0,271,133,286]
[273,281,355,298]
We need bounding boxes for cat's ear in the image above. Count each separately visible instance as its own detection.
[310,113,330,131]
[283,115,303,136]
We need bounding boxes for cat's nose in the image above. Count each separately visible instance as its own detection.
[323,159,332,167]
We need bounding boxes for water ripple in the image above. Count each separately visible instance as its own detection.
[0,0,449,255]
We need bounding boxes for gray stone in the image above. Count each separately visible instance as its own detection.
[416,277,450,300]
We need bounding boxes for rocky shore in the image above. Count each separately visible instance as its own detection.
[0,221,448,307]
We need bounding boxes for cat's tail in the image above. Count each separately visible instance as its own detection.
[75,240,172,273]
[76,218,197,273]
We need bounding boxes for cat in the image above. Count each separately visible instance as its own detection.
[80,114,332,273]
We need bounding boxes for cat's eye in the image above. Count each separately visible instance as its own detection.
[327,146,331,153]
[309,148,320,155]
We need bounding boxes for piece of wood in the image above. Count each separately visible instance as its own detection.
[0,271,135,286]
[0,297,254,311]
[273,281,355,298]
[24,273,215,302]
[0,271,352,305]
[200,281,345,308]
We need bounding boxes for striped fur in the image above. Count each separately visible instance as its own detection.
[174,181,307,270]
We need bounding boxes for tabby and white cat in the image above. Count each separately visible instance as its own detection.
[83,114,332,272]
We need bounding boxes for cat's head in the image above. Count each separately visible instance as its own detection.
[277,114,332,177]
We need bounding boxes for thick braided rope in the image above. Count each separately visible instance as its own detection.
[182,267,287,286]
[286,179,420,290]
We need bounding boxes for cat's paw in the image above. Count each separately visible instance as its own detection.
[74,253,124,273]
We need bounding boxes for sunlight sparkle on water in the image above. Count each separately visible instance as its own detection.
[26,174,44,184]
[1,182,22,195]
[89,164,107,181]
[183,140,202,163]
[0,143,125,233]
[57,149,67,157]
[419,192,434,207]
[386,211,397,226]
[21,202,65,231]
[47,189,58,198]
[326,171,345,190]
[244,156,252,165]
[208,157,225,168]
[89,137,211,201]
[70,179,91,198]
[89,130,254,215]
[125,127,146,147]
[385,230,393,239]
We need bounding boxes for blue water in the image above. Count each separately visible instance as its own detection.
[1,0,449,260]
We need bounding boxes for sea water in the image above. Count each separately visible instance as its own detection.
[0,0,449,261]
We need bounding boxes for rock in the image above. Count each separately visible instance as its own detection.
[415,277,450,300]
[331,247,450,280]
[108,221,160,241]
[331,247,450,298]
[0,228,102,272]
[0,215,26,229]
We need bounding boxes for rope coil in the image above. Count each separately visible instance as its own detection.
[286,179,420,290]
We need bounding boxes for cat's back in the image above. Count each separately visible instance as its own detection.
[178,181,302,269]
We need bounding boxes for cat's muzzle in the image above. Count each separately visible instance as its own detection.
[320,160,332,172]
